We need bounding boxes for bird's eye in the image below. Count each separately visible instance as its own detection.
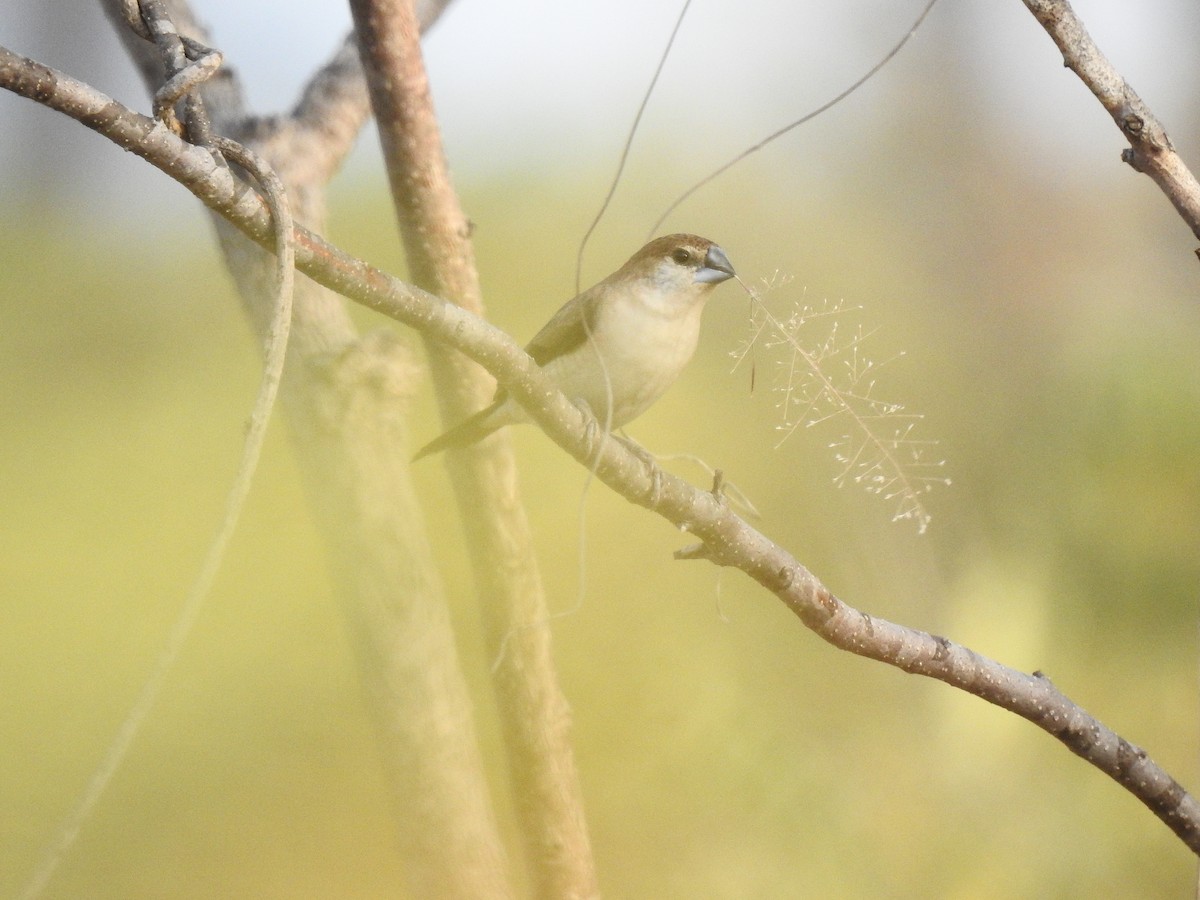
[670,248,692,265]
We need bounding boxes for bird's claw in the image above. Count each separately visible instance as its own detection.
[614,433,664,506]
[572,398,604,465]
[648,451,762,519]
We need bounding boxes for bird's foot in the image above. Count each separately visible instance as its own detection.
[614,432,666,506]
[643,450,762,519]
[571,398,606,467]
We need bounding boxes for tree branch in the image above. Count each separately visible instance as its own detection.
[1020,0,1200,248]
[49,0,514,893]
[346,1,598,897]
[4,40,1199,855]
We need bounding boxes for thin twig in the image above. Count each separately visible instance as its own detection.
[1020,0,1200,248]
[650,0,940,235]
[575,0,693,292]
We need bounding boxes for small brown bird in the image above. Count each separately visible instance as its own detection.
[413,233,735,460]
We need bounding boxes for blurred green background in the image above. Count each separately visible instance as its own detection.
[4,1,1200,897]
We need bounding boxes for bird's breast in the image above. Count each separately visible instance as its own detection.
[545,295,705,428]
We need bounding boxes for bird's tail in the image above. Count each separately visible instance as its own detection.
[412,401,505,461]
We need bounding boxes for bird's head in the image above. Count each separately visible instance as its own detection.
[619,233,736,296]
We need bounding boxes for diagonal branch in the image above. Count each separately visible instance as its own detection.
[4,42,1199,856]
[1020,0,1200,247]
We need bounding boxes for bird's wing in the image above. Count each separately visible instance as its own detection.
[523,285,602,367]
[489,283,602,405]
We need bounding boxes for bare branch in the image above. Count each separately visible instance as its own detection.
[5,42,1199,856]
[280,33,371,185]
[102,0,247,128]
[25,0,510,892]
[1020,0,1200,246]
[346,0,598,895]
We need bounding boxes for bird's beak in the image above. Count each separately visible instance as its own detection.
[695,245,736,284]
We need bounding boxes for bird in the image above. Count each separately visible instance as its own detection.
[413,233,736,461]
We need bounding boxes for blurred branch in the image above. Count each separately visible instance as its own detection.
[1021,0,1200,250]
[4,33,1200,859]
[346,0,597,896]
[13,0,513,894]
[15,15,296,888]
[123,1,513,895]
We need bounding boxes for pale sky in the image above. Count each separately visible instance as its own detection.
[2,1,1197,219]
